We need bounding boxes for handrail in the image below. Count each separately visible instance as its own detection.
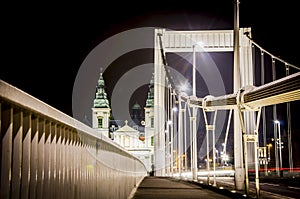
[0,79,147,199]
[181,71,300,110]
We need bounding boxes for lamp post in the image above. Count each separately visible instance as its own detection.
[191,43,198,181]
[266,144,272,162]
[192,44,196,97]
[274,120,283,177]
[191,42,203,181]
[266,143,272,174]
[222,143,227,166]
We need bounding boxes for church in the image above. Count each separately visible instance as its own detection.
[91,73,154,172]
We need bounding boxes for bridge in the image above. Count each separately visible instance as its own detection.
[1,4,300,199]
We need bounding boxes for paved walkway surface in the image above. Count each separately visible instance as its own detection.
[131,176,298,199]
[131,176,234,199]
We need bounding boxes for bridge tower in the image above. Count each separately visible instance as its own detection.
[154,27,254,190]
[92,73,111,138]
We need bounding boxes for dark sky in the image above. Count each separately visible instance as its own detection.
[2,0,300,120]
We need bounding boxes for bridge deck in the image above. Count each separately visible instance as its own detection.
[130,176,232,199]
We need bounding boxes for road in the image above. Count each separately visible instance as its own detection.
[197,176,300,199]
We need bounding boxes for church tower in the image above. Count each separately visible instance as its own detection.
[92,73,111,138]
[144,74,155,168]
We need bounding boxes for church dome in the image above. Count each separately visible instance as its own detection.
[132,102,141,110]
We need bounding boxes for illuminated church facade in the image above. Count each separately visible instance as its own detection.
[91,73,154,172]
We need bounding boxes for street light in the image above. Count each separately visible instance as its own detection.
[172,107,178,112]
[274,120,283,176]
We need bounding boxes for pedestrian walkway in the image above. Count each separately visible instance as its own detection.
[130,176,240,199]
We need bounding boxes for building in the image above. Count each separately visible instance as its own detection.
[92,72,154,172]
[113,120,151,170]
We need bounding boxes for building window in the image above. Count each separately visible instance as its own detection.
[98,117,103,128]
[151,136,154,146]
[151,117,154,128]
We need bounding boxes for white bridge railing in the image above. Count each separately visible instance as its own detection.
[0,80,147,199]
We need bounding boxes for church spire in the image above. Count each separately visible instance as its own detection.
[93,73,110,108]
[145,73,154,108]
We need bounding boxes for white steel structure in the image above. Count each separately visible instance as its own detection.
[153,21,300,198]
[154,27,254,190]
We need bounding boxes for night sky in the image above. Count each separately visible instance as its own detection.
[2,0,300,124]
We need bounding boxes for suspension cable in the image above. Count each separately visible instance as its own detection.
[245,33,300,71]
[260,50,267,149]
